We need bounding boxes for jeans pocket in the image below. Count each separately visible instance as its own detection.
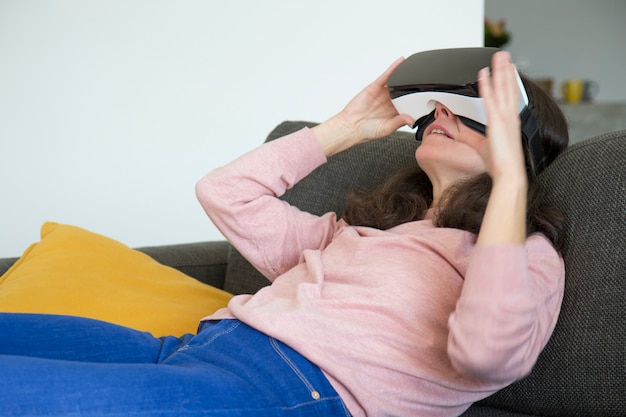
[269,337,326,401]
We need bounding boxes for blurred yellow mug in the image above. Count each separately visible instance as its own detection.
[562,79,584,104]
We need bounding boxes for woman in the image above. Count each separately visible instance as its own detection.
[0,51,568,417]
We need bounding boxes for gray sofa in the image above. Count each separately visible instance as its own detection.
[1,121,624,416]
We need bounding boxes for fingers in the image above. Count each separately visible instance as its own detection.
[390,113,416,130]
[374,56,405,87]
[487,52,519,109]
[477,52,526,178]
[478,67,493,114]
[479,52,521,125]
[494,53,519,112]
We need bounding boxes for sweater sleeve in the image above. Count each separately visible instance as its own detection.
[447,234,565,383]
[195,128,341,281]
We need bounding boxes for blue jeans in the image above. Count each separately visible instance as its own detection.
[0,313,351,417]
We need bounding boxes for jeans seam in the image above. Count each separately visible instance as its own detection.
[269,338,317,394]
[279,396,346,411]
[176,320,242,354]
[202,320,242,345]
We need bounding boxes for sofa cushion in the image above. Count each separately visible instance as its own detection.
[0,222,233,336]
[223,120,418,295]
[472,130,626,416]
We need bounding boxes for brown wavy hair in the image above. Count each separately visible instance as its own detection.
[342,75,569,250]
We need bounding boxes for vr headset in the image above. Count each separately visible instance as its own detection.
[387,47,544,173]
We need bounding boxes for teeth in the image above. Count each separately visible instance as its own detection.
[431,128,450,138]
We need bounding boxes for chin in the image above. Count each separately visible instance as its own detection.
[416,147,486,179]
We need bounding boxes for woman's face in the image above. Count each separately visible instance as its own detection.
[415,102,487,183]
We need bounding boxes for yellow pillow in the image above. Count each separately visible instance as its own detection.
[0,222,232,337]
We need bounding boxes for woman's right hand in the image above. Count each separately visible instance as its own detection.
[312,58,415,157]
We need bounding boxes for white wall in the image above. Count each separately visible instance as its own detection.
[0,0,484,257]
[485,0,626,102]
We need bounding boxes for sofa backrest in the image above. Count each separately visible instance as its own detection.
[223,121,626,416]
[476,129,626,415]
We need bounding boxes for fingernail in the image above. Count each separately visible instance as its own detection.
[478,67,490,80]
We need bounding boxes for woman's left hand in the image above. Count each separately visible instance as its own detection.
[458,51,527,182]
[462,51,529,245]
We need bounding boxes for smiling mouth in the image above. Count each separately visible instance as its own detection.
[430,128,452,139]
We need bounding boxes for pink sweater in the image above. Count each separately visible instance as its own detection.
[195,128,564,417]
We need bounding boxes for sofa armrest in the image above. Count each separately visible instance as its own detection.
[136,241,231,290]
[0,257,19,277]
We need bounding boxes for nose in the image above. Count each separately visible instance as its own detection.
[434,102,454,120]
